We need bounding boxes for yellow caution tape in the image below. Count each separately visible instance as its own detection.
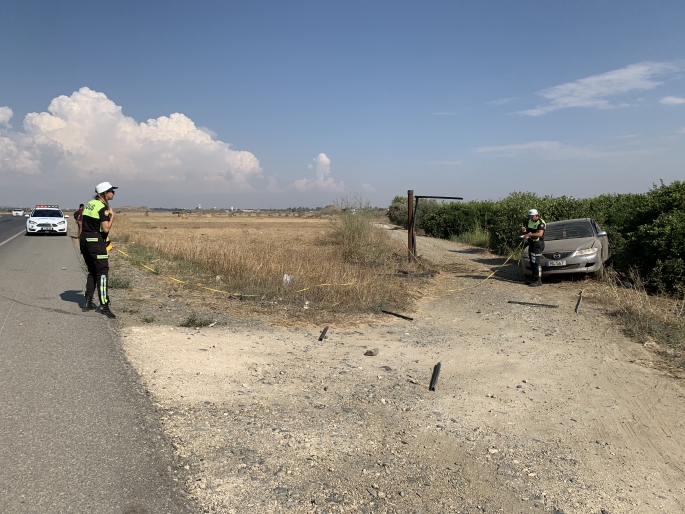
[112,245,276,298]
[297,282,355,293]
[444,242,523,293]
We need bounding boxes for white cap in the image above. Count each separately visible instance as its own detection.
[527,209,539,216]
[95,181,118,194]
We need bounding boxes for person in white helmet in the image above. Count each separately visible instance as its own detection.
[80,182,118,318]
[521,208,546,287]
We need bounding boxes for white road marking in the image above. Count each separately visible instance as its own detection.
[0,230,25,248]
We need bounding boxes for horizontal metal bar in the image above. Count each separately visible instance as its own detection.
[414,196,463,200]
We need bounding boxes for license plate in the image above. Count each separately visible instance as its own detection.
[546,260,566,267]
[42,228,53,231]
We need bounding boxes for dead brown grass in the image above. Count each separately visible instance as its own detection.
[110,212,427,317]
[519,270,685,373]
[592,269,685,369]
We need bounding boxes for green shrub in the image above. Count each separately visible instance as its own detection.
[387,195,443,229]
[626,209,685,294]
[422,200,495,240]
[450,227,490,248]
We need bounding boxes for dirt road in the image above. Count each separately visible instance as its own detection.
[116,231,685,513]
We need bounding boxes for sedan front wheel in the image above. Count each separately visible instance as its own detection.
[591,262,604,280]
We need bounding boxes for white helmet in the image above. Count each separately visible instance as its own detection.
[527,209,539,217]
[95,181,118,194]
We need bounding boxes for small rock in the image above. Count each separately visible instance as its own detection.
[367,487,377,497]
[488,448,499,454]
[365,348,379,356]
[596,440,607,446]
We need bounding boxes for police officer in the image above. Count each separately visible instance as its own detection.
[521,208,546,287]
[80,182,117,318]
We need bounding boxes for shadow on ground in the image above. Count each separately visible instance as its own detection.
[60,290,83,305]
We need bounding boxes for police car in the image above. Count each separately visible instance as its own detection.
[12,208,24,216]
[25,205,69,236]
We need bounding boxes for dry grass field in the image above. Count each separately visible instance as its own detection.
[110,211,427,320]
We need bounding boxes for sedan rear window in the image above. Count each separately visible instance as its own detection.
[32,209,63,217]
[545,221,594,240]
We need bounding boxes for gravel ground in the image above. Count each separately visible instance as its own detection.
[76,230,685,513]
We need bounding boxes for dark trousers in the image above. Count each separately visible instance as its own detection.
[79,232,110,305]
[528,240,545,279]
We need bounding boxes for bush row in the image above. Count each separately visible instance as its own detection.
[388,181,685,294]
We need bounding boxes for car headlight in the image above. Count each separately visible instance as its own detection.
[57,221,66,225]
[574,247,598,256]
[29,221,37,225]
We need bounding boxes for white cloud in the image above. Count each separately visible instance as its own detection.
[430,160,461,165]
[293,153,345,192]
[660,96,685,105]
[487,98,516,106]
[361,183,375,192]
[679,127,685,134]
[0,87,261,190]
[432,111,457,116]
[0,106,13,127]
[519,61,682,116]
[476,140,616,160]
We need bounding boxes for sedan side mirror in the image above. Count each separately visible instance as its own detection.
[24,214,29,217]
[597,231,607,237]
[64,215,70,218]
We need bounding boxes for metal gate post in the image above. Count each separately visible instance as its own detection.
[407,189,414,262]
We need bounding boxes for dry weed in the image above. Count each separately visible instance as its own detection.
[601,269,685,368]
[111,213,427,316]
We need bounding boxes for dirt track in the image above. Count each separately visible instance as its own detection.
[116,230,685,513]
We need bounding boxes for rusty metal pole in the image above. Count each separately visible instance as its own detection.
[407,189,414,262]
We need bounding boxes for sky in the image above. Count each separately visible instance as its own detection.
[1,1,684,209]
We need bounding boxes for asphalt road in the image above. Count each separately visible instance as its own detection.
[0,216,193,513]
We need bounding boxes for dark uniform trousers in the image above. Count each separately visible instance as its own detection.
[526,217,546,280]
[80,231,110,305]
[528,240,545,279]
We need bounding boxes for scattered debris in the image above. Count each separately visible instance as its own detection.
[365,348,379,356]
[429,362,441,391]
[381,309,413,321]
[575,290,584,314]
[318,326,329,341]
[507,300,559,308]
[283,274,294,285]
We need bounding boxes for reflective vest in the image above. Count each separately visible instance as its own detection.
[527,218,546,242]
[83,199,107,232]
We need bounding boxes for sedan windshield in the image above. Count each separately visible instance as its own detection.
[545,221,594,240]
[32,210,63,218]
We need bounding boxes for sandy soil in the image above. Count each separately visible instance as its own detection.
[116,231,685,514]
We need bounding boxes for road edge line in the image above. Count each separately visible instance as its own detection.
[0,230,26,248]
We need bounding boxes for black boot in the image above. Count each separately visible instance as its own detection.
[529,277,542,287]
[82,295,95,312]
[96,304,117,319]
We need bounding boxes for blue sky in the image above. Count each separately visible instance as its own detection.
[1,1,684,209]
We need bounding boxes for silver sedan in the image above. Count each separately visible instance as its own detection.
[521,218,610,279]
